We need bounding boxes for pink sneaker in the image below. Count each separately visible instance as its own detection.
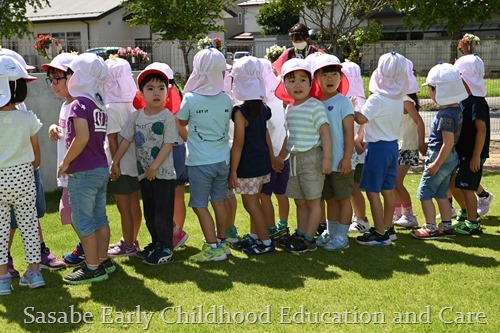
[108,242,138,257]
[40,247,66,271]
[173,227,189,251]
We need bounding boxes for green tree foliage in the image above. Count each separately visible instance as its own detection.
[122,0,233,74]
[0,0,50,38]
[256,1,300,35]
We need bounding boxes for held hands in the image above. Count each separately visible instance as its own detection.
[321,158,332,175]
[272,156,284,173]
[145,165,158,181]
[355,142,366,155]
[58,161,69,178]
[229,170,238,190]
[418,142,428,157]
[48,125,62,141]
[109,161,121,181]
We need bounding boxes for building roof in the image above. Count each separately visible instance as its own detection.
[238,0,268,7]
[25,0,123,22]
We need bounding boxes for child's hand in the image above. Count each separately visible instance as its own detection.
[145,166,157,181]
[418,142,428,157]
[48,124,62,141]
[272,156,284,172]
[470,156,481,173]
[229,170,238,190]
[58,161,69,178]
[349,96,358,110]
[321,158,332,175]
[354,142,365,155]
[426,162,440,176]
[110,162,121,181]
[338,158,351,176]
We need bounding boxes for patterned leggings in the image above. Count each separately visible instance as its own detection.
[0,163,40,265]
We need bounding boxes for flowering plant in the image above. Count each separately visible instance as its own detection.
[34,34,62,59]
[265,45,286,62]
[212,37,223,50]
[197,36,212,50]
[458,33,480,54]
[116,46,150,62]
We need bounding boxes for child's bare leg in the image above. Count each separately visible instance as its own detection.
[381,189,396,230]
[193,207,217,243]
[276,194,289,222]
[367,191,384,233]
[212,200,227,240]
[174,185,186,229]
[242,193,269,240]
[421,199,437,224]
[305,198,322,237]
[114,194,135,246]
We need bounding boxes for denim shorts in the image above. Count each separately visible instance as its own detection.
[417,149,458,200]
[10,168,45,228]
[68,167,109,237]
[188,161,229,208]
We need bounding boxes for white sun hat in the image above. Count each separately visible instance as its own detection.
[105,57,137,103]
[369,51,409,98]
[454,54,486,97]
[423,62,469,105]
[67,53,108,108]
[0,55,29,107]
[184,48,226,96]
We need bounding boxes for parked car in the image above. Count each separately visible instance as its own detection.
[233,51,251,63]
[85,47,123,58]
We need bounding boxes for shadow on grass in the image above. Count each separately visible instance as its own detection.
[0,265,172,332]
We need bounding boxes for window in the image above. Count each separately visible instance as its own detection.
[238,12,243,25]
[46,32,82,53]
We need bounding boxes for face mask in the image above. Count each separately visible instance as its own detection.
[292,41,307,50]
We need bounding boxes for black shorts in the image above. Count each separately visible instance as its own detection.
[454,158,483,191]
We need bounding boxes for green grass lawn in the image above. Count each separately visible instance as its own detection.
[1,173,499,332]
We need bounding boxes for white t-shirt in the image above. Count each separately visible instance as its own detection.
[266,96,288,159]
[105,102,138,177]
[360,93,403,143]
[56,103,71,187]
[399,96,418,151]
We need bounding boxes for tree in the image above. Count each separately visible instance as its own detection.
[0,0,50,38]
[263,0,395,55]
[395,0,500,59]
[122,0,233,75]
[256,1,300,35]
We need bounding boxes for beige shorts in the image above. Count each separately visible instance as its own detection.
[286,147,325,200]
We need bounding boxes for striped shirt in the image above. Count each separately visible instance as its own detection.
[286,98,329,153]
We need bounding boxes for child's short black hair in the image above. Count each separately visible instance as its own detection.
[7,79,28,105]
[284,70,312,85]
[139,73,169,91]
[317,65,342,75]
[47,67,66,78]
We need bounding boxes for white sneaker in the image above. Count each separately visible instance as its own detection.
[436,205,457,219]
[394,214,419,229]
[477,191,493,216]
[392,213,402,223]
[349,216,370,233]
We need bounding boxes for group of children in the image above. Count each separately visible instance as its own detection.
[0,40,492,294]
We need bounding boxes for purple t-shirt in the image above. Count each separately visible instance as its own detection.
[65,97,108,174]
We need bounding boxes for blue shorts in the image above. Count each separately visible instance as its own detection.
[173,144,189,186]
[417,149,458,200]
[10,168,46,228]
[262,159,290,196]
[360,141,398,192]
[68,167,109,238]
[188,161,229,208]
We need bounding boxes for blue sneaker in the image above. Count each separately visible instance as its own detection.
[19,270,45,289]
[226,226,239,243]
[136,242,155,260]
[323,236,350,251]
[0,275,12,295]
[62,243,85,266]
[143,246,173,265]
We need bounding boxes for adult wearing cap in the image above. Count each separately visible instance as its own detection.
[272,23,324,75]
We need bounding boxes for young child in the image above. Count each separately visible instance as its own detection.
[411,63,467,240]
[177,48,233,262]
[59,53,115,284]
[308,54,354,251]
[111,62,178,265]
[43,52,87,267]
[104,57,142,257]
[0,55,45,295]
[393,59,427,229]
[341,61,370,233]
[229,56,274,255]
[354,52,409,246]
[450,54,491,235]
[277,58,333,253]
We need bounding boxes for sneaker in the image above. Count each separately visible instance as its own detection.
[108,242,138,257]
[231,234,257,250]
[173,227,189,250]
[278,232,299,248]
[452,210,469,227]
[315,230,332,247]
[189,243,227,262]
[324,236,349,251]
[100,258,116,274]
[0,276,11,295]
[220,241,232,255]
[143,246,173,265]
[270,227,289,243]
[349,216,370,233]
[392,213,402,223]
[387,226,397,241]
[411,224,442,240]
[40,247,66,271]
[242,240,275,255]
[136,242,155,260]
[19,270,45,289]
[394,214,419,229]
[284,236,317,253]
[356,227,392,246]
[277,220,288,231]
[477,191,493,216]
[437,223,457,237]
[7,255,19,278]
[437,205,458,219]
[108,238,124,249]
[62,243,85,266]
[63,265,108,285]
[455,221,483,236]
[225,226,240,244]
[316,223,327,237]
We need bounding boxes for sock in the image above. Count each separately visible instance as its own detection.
[303,234,313,242]
[40,242,47,252]
[7,251,12,258]
[249,233,258,240]
[86,263,99,271]
[98,257,108,263]
[326,220,337,234]
[336,223,350,239]
[208,243,218,249]
[277,220,288,229]
[217,237,226,243]
[375,229,386,236]
[267,226,277,235]
[403,203,414,216]
[448,197,453,204]
[296,231,306,238]
[461,208,467,214]
[394,204,403,216]
[0,273,11,282]
[477,190,489,198]
[26,268,42,276]
[424,223,438,229]
[469,220,479,225]
[261,239,272,246]
[441,221,452,229]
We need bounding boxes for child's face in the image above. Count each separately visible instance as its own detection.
[428,86,436,104]
[47,69,70,101]
[140,79,168,111]
[284,70,311,105]
[316,68,341,98]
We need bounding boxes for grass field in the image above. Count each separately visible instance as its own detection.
[1,173,499,333]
